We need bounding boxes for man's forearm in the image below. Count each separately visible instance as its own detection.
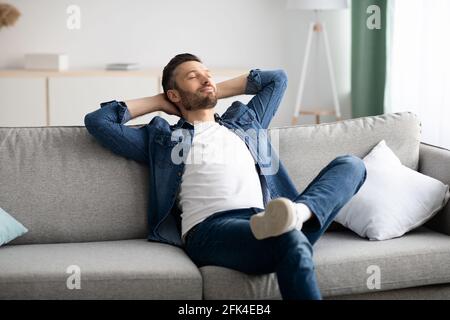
[124,96,161,119]
[216,73,249,99]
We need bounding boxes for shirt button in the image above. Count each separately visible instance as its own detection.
[177,172,182,177]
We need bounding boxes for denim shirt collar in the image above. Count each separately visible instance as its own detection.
[174,113,223,130]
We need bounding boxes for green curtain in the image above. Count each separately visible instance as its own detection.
[351,0,388,117]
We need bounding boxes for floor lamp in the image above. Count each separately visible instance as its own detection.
[287,0,349,125]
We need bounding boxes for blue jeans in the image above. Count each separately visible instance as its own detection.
[184,155,367,300]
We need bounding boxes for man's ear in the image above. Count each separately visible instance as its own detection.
[166,89,180,103]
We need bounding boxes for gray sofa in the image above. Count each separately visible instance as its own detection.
[1,112,450,299]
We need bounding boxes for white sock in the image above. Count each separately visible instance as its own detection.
[293,202,313,230]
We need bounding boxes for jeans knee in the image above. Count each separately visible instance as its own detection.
[276,229,313,258]
[334,155,366,180]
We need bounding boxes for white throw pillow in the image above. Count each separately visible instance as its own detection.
[335,140,450,240]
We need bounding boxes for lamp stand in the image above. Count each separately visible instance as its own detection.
[291,16,342,125]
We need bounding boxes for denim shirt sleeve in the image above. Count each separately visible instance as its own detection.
[84,100,150,164]
[244,69,288,129]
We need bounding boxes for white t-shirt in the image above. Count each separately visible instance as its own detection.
[179,120,264,240]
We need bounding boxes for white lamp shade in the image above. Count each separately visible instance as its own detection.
[286,0,349,10]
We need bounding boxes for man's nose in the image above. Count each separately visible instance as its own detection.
[200,74,210,85]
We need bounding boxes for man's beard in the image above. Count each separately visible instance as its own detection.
[177,86,218,111]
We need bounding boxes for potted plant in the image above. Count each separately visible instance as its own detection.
[0,3,20,29]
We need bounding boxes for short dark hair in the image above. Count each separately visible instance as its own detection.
[162,53,202,94]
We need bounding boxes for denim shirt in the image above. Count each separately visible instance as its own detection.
[84,69,299,247]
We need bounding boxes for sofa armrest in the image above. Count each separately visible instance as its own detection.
[419,142,450,235]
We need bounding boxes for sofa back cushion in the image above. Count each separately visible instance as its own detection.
[271,112,421,193]
[0,127,149,245]
[0,112,421,244]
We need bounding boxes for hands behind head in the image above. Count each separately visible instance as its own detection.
[156,93,181,117]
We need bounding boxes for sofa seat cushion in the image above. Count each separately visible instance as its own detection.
[200,227,450,299]
[0,239,202,299]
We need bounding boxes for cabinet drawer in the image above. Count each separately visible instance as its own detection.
[0,78,46,127]
[48,76,159,126]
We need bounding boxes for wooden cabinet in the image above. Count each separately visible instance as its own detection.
[48,75,159,126]
[0,77,47,127]
[0,69,250,127]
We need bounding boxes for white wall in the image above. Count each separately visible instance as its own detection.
[0,0,350,127]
